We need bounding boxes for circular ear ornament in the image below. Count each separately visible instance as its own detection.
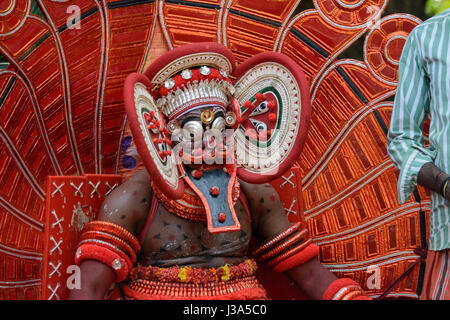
[225,111,237,127]
[201,109,215,126]
[123,72,184,199]
[232,52,311,184]
[167,119,180,134]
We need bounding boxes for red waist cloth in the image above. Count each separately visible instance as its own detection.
[122,259,267,300]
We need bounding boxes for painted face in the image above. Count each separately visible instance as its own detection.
[168,107,234,165]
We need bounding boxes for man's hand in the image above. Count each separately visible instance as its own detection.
[418,162,450,201]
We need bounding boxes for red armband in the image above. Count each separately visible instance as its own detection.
[253,222,319,272]
[272,242,319,272]
[75,221,141,282]
[75,243,131,282]
[322,278,372,300]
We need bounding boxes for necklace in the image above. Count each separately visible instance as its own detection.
[151,177,240,221]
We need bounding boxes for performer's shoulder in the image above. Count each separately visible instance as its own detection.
[96,169,152,233]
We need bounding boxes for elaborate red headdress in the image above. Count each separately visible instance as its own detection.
[124,42,311,233]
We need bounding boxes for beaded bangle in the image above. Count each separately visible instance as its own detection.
[80,230,137,263]
[272,243,319,273]
[266,238,312,267]
[253,222,302,256]
[77,238,133,270]
[75,243,131,282]
[322,278,367,300]
[332,285,360,300]
[259,229,308,262]
[75,220,141,282]
[342,289,365,300]
[83,221,141,253]
[352,294,373,300]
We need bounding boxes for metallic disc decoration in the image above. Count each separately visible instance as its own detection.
[232,52,311,184]
[123,73,184,199]
[364,14,422,86]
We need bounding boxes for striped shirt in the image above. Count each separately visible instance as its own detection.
[387,9,450,251]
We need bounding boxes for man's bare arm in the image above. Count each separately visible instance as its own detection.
[96,169,152,234]
[68,169,152,300]
[240,181,337,300]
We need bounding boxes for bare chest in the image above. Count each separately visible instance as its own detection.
[138,200,252,267]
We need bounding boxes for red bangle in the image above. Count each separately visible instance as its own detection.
[80,230,137,263]
[83,221,141,253]
[76,239,133,272]
[342,290,365,300]
[259,229,308,262]
[352,295,373,300]
[272,242,319,272]
[75,243,130,282]
[253,222,302,256]
[267,238,313,267]
[322,278,362,300]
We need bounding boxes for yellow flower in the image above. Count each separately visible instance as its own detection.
[246,259,254,275]
[220,264,230,282]
[178,266,192,282]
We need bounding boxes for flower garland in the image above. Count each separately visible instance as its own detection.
[128,259,257,285]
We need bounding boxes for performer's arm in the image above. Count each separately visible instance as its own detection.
[68,169,152,300]
[94,168,152,233]
[67,260,116,300]
[387,27,434,204]
[240,182,339,300]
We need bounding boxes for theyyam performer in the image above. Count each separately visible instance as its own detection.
[68,42,371,300]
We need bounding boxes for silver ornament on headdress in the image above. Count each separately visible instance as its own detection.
[181,69,193,80]
[200,66,211,76]
[164,78,175,90]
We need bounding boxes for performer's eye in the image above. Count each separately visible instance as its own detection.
[250,119,267,133]
[249,101,269,117]
[259,101,268,112]
[182,121,203,141]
